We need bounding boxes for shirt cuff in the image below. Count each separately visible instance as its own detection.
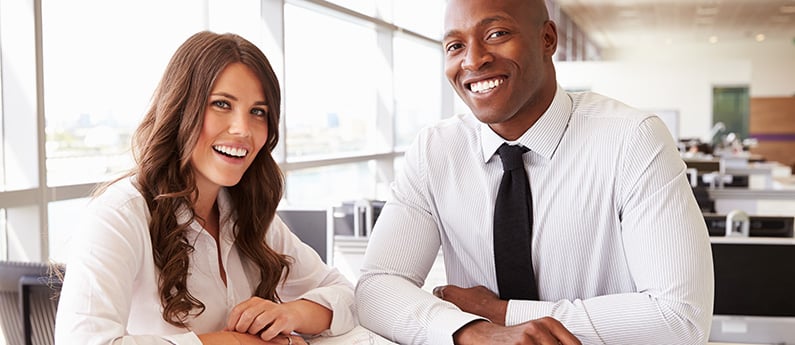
[299,285,357,336]
[162,332,202,345]
[428,309,484,345]
[505,299,555,326]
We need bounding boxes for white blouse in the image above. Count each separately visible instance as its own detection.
[55,178,356,344]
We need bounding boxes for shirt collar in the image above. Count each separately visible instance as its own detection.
[480,85,572,162]
[178,188,235,241]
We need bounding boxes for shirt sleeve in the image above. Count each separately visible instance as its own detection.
[54,193,202,345]
[269,216,357,336]
[505,116,714,344]
[356,133,484,345]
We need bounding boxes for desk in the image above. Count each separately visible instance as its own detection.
[310,326,395,345]
[309,327,764,345]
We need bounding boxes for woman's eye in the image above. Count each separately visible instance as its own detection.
[212,100,230,109]
[251,108,268,117]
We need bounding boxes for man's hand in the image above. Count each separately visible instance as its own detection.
[433,285,508,325]
[453,319,581,345]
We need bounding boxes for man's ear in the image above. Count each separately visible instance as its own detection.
[542,20,558,57]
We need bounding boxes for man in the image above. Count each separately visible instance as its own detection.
[355,0,714,344]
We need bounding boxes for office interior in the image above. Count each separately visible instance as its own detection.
[0,0,794,344]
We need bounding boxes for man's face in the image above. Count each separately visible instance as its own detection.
[443,0,556,135]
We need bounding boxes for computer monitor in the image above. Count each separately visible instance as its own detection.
[709,237,795,344]
[276,208,333,264]
[0,260,62,345]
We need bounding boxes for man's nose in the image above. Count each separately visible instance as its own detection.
[461,42,493,71]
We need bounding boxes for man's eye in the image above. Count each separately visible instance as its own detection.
[488,31,509,39]
[212,100,230,109]
[446,43,463,52]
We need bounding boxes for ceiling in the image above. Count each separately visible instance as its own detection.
[555,0,795,49]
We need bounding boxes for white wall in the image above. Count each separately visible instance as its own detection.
[555,40,795,141]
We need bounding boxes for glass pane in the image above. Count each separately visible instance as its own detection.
[0,209,7,260]
[394,35,442,147]
[285,162,375,208]
[48,198,90,263]
[713,86,750,140]
[284,4,380,158]
[324,0,376,17]
[393,0,445,39]
[393,155,405,182]
[0,53,4,191]
[42,0,205,186]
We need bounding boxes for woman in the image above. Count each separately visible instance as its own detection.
[55,31,355,345]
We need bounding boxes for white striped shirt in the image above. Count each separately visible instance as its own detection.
[356,85,714,345]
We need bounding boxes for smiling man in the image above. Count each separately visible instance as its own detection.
[355,0,714,344]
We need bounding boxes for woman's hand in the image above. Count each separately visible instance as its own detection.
[226,297,332,341]
[199,331,307,345]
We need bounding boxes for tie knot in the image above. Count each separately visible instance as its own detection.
[497,143,527,171]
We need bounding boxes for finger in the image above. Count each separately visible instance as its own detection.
[548,325,581,345]
[432,286,446,299]
[248,311,276,335]
[231,298,275,333]
[537,317,581,345]
[278,335,293,345]
[226,298,261,330]
[258,318,289,341]
[519,321,552,344]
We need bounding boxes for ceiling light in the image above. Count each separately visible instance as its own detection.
[709,36,719,44]
[755,34,766,42]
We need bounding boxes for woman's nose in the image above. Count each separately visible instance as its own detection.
[227,111,252,136]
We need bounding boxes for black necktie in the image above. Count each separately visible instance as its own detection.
[493,143,539,300]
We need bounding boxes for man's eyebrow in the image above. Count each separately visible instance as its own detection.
[443,15,510,41]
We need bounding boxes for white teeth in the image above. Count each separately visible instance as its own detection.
[213,145,247,158]
[470,78,504,93]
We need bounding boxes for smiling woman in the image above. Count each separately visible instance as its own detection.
[52,31,355,345]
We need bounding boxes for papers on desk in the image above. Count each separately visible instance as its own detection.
[308,326,396,345]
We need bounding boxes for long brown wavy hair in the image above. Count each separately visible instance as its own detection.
[121,31,290,327]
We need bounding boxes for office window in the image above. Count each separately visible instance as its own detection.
[0,63,4,192]
[284,4,383,158]
[48,198,89,263]
[285,161,376,208]
[41,0,205,186]
[324,0,376,17]
[393,35,443,147]
[0,209,6,260]
[0,1,452,262]
[392,0,445,39]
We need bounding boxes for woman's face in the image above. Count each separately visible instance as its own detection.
[190,62,270,196]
